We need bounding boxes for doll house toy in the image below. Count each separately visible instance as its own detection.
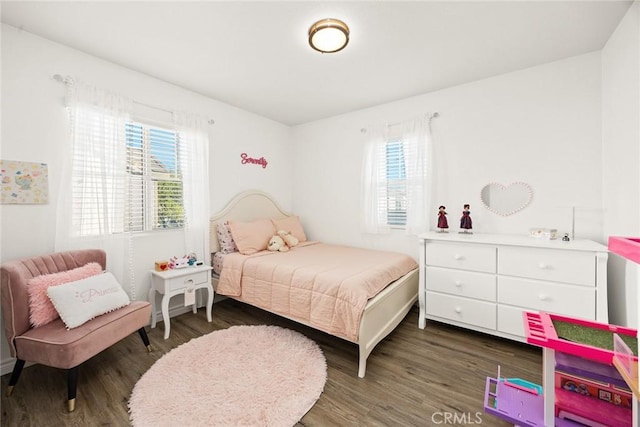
[485,311,637,426]
[525,311,636,426]
[484,366,544,426]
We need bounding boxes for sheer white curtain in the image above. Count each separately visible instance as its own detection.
[56,79,135,294]
[360,116,432,235]
[402,117,431,235]
[173,112,211,266]
[361,124,390,234]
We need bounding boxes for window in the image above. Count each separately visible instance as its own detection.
[125,122,185,232]
[362,118,428,234]
[63,82,210,274]
[385,139,407,226]
[70,117,185,237]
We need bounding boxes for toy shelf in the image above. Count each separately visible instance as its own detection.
[613,331,640,400]
[524,311,638,365]
[608,236,640,264]
[524,311,638,427]
[608,236,640,408]
[484,376,543,427]
[483,376,588,427]
[613,357,640,399]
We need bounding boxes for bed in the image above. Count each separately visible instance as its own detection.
[209,190,419,378]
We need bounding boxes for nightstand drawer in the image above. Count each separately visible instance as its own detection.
[426,291,496,330]
[165,271,210,292]
[425,242,496,273]
[497,277,595,319]
[498,247,595,286]
[425,266,496,302]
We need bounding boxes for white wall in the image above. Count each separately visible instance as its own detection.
[292,52,604,259]
[0,25,292,372]
[602,0,640,326]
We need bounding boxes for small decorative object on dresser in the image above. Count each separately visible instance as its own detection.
[417,232,608,341]
[459,204,472,234]
[437,205,449,232]
[528,227,558,240]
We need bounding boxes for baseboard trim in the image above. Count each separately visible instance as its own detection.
[1,357,16,376]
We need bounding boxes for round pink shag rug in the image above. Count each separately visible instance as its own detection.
[128,325,327,427]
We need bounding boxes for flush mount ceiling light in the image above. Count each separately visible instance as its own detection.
[308,18,349,53]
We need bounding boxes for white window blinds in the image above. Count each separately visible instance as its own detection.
[384,139,408,226]
[125,122,185,232]
[70,118,185,237]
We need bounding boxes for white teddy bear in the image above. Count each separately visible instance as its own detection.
[268,235,289,252]
[277,230,299,248]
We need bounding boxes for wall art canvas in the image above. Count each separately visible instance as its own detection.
[1,160,49,204]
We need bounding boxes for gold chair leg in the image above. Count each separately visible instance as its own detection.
[6,385,14,397]
[146,345,153,352]
[67,398,76,412]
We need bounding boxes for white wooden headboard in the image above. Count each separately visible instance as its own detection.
[209,190,291,253]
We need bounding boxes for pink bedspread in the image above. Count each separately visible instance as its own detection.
[217,242,418,341]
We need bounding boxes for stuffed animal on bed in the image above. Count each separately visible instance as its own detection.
[277,230,299,248]
[268,235,289,252]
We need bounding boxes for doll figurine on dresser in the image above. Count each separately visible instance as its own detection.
[459,204,472,234]
[437,205,449,232]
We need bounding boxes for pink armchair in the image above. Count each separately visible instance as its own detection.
[1,249,152,411]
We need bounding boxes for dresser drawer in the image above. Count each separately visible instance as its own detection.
[425,291,496,330]
[497,305,528,338]
[498,247,595,286]
[497,277,595,319]
[164,271,210,292]
[425,266,496,302]
[426,242,496,273]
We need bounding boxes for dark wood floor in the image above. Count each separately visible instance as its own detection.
[1,299,542,426]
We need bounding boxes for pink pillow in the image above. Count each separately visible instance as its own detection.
[27,262,103,327]
[272,216,307,242]
[227,219,276,255]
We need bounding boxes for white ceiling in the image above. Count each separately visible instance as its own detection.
[1,1,633,126]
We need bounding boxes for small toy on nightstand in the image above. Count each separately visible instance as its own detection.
[168,255,190,269]
[187,252,198,266]
[459,204,473,234]
[437,205,449,232]
[562,233,571,242]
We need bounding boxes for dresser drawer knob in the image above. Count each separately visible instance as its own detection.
[538,263,548,269]
[184,278,194,285]
[538,293,548,301]
[454,307,462,313]
[454,280,463,287]
[454,254,463,260]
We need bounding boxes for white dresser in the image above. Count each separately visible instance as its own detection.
[418,232,608,341]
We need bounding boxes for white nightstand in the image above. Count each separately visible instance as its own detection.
[149,264,214,339]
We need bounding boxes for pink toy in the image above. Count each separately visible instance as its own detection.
[555,370,633,408]
[484,366,544,426]
[524,311,638,365]
[524,311,638,426]
[555,387,632,426]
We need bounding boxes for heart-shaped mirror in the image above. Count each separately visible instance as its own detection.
[480,182,533,216]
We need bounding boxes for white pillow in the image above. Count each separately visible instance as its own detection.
[47,272,131,329]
